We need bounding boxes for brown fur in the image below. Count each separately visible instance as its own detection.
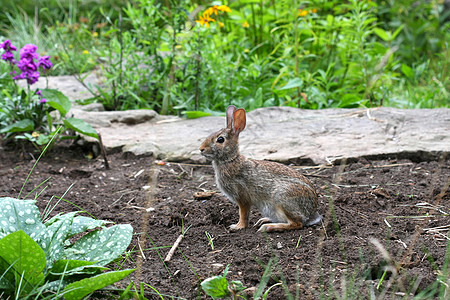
[199,105,322,232]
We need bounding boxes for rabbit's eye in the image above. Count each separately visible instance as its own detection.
[216,136,225,143]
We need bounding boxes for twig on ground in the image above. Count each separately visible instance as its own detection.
[98,133,109,170]
[164,234,184,262]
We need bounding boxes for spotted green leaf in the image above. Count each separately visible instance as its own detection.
[70,216,112,236]
[0,197,45,239]
[44,212,77,268]
[64,224,133,265]
[63,269,135,300]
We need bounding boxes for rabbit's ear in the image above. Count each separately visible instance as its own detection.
[226,105,237,128]
[233,108,246,135]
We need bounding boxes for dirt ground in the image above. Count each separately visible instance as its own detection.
[0,144,448,299]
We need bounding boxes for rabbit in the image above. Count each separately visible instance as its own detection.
[199,105,322,232]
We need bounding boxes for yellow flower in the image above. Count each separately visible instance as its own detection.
[32,132,39,138]
[310,8,317,13]
[298,9,308,17]
[196,12,216,28]
[242,21,250,28]
[175,45,182,49]
[206,6,218,16]
[218,21,224,28]
[69,44,73,49]
[83,50,89,55]
[244,49,249,53]
[217,5,231,13]
[206,5,232,15]
[92,31,98,38]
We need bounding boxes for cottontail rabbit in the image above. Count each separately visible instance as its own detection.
[199,105,322,232]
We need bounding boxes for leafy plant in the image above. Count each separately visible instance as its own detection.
[0,40,98,151]
[201,265,246,300]
[0,197,134,299]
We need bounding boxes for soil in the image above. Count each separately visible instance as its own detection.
[0,145,448,299]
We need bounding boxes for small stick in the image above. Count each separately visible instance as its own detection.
[164,234,184,262]
[137,236,146,260]
[98,132,110,170]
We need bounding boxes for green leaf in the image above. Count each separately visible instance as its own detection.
[0,119,34,133]
[0,230,46,290]
[70,216,112,236]
[392,25,404,40]
[0,197,45,239]
[229,280,246,293]
[65,224,133,266]
[373,28,391,42]
[401,63,414,80]
[201,275,230,298]
[41,89,72,117]
[183,111,212,119]
[49,259,107,276]
[64,118,99,139]
[278,78,303,90]
[36,133,52,146]
[255,87,263,108]
[63,269,135,300]
[44,212,77,268]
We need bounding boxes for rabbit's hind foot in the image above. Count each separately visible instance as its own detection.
[257,221,303,232]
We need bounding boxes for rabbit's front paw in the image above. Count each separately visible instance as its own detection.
[229,222,247,231]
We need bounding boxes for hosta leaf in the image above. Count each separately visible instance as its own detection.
[0,230,46,290]
[65,224,133,266]
[64,118,99,139]
[0,119,34,133]
[63,269,135,300]
[41,89,72,117]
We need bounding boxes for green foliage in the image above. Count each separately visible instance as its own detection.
[201,265,246,299]
[0,44,98,151]
[0,197,134,299]
[1,0,448,112]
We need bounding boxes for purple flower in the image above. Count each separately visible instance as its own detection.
[36,89,42,96]
[17,58,38,72]
[38,56,52,70]
[0,40,17,52]
[1,51,16,64]
[13,44,41,85]
[27,71,40,85]
[39,98,47,104]
[20,44,39,60]
[0,40,17,64]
